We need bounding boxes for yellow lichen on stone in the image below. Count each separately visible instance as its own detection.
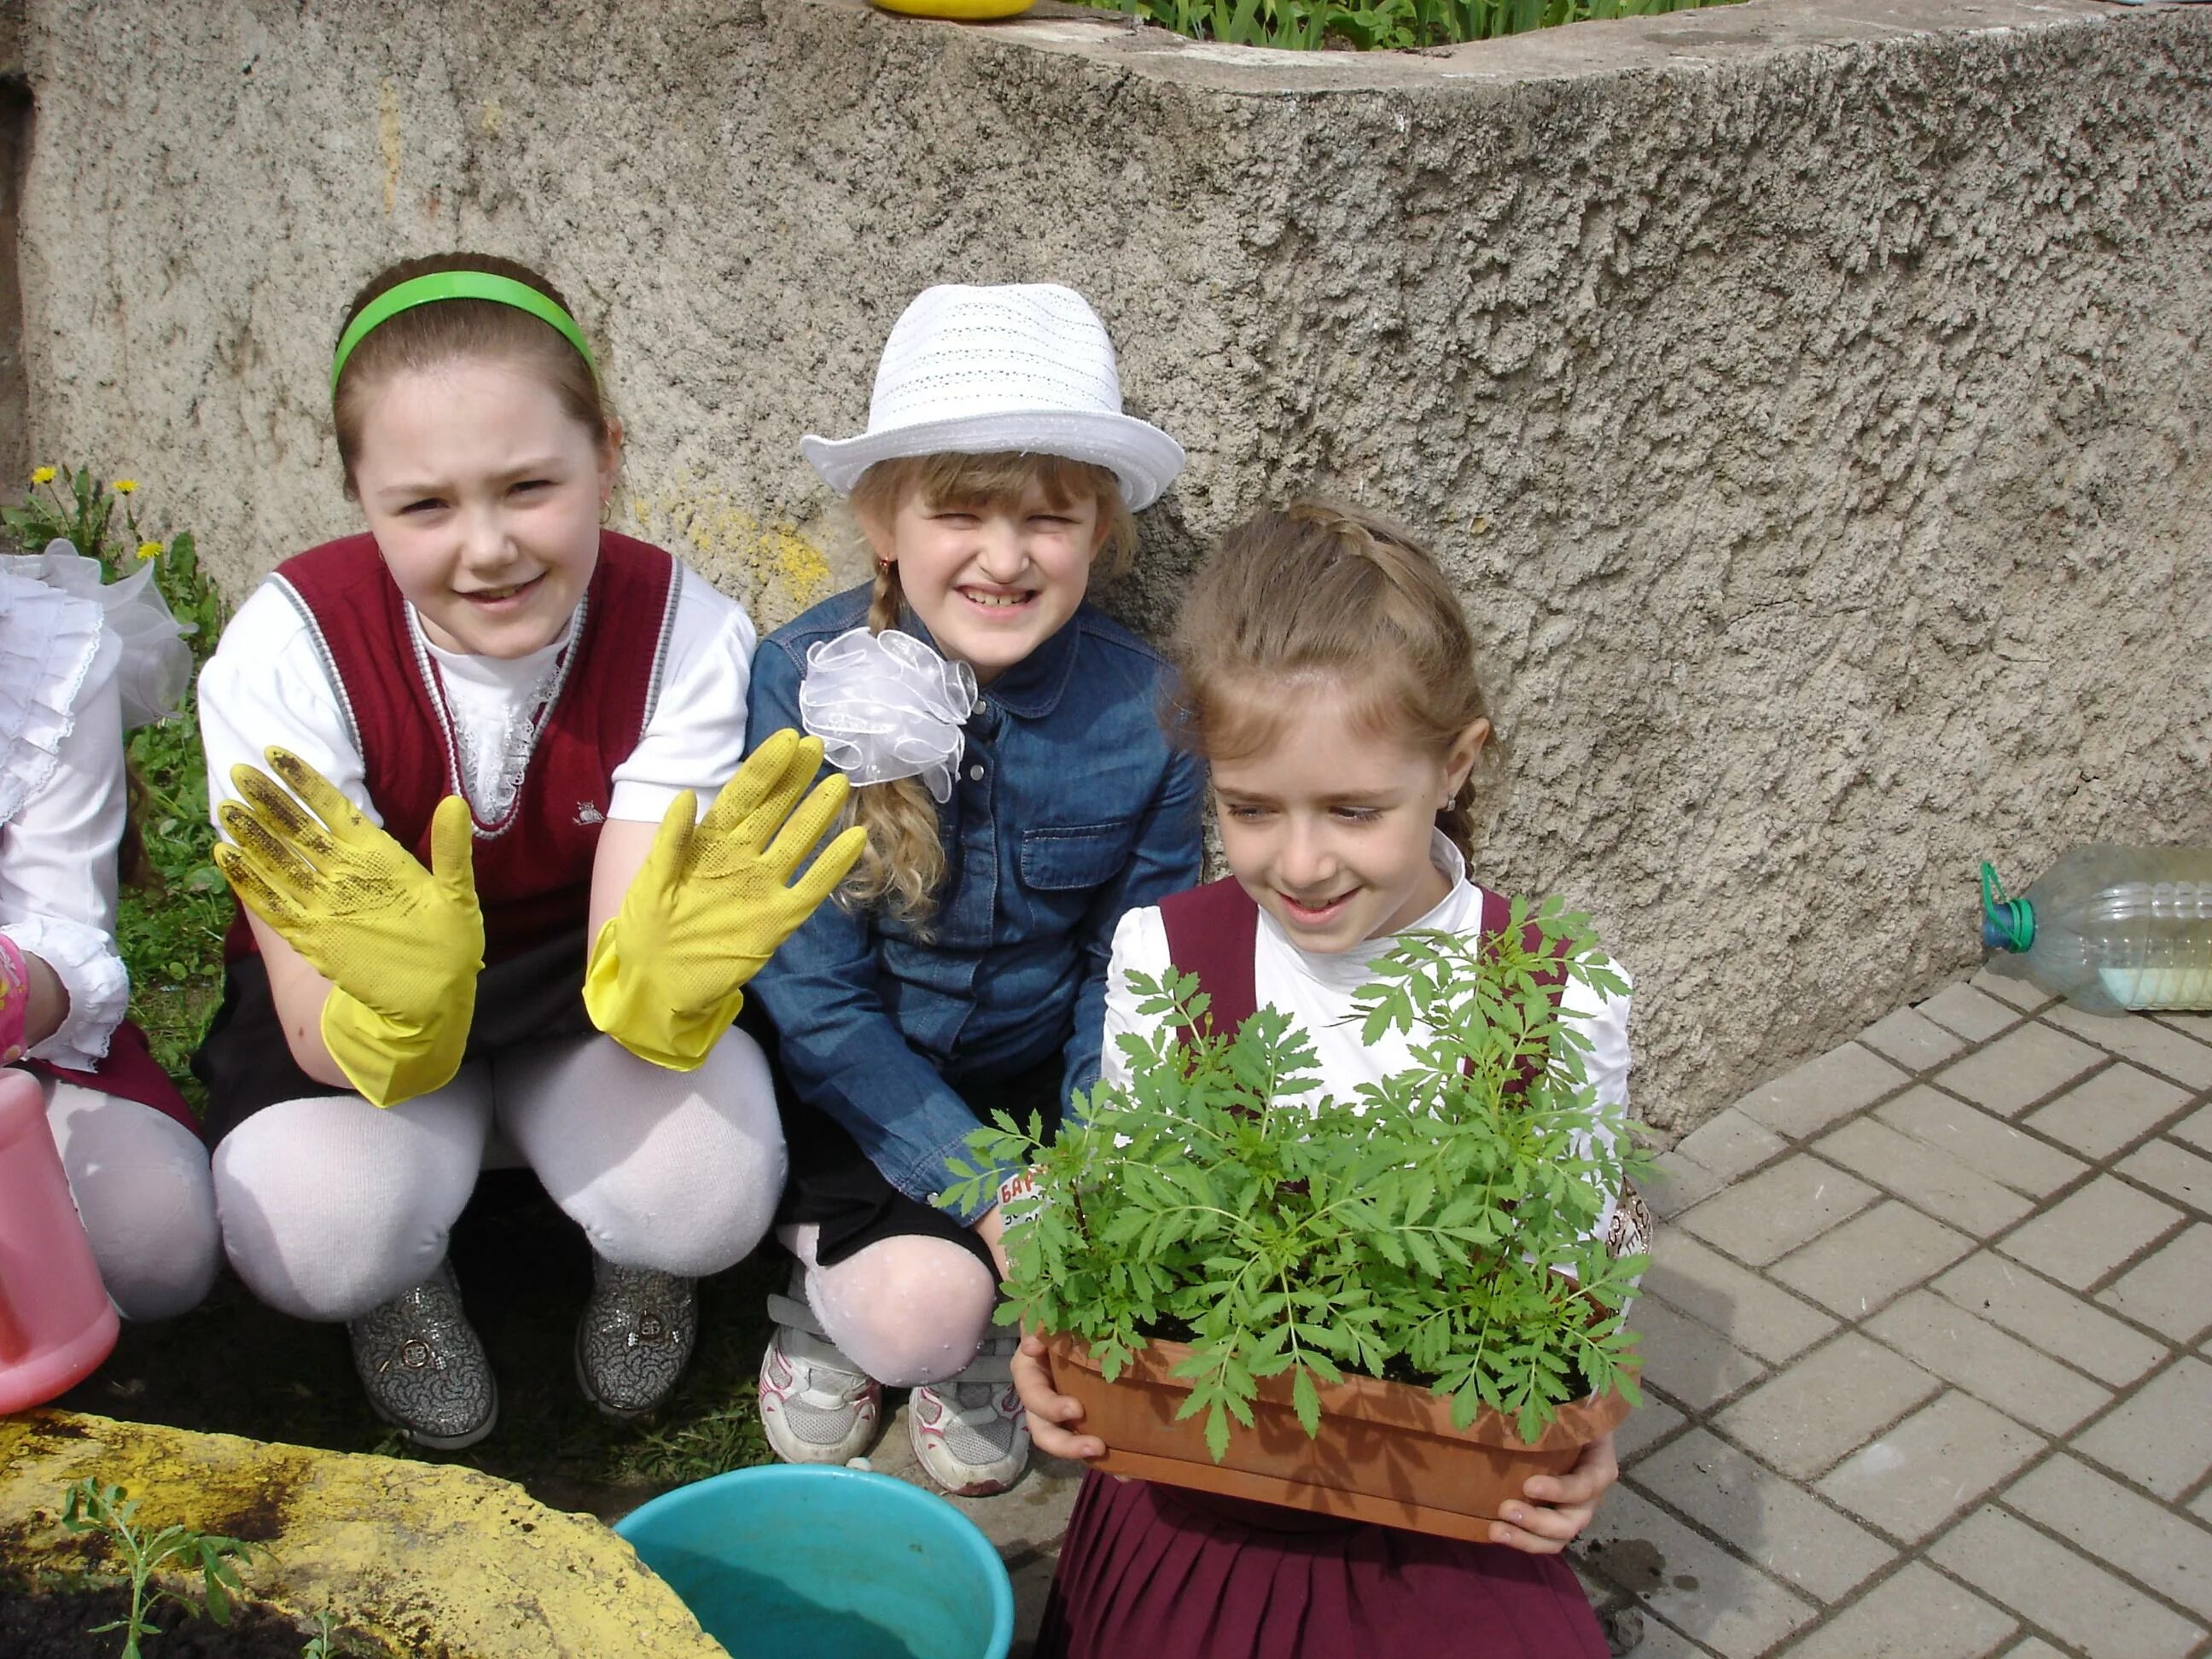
[0,1412,723,1658]
[625,487,843,630]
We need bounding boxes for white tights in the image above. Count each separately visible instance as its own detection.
[40,1079,221,1322]
[779,1221,999,1388]
[212,1030,785,1323]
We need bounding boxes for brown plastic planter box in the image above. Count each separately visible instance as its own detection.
[1045,1330,1634,1543]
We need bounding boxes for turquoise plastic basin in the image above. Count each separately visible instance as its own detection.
[614,1464,1015,1659]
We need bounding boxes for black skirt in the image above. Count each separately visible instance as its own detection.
[192,928,596,1147]
[742,1002,1063,1278]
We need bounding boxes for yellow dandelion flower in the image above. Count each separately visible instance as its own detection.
[137,540,162,562]
[30,466,54,485]
[113,479,137,495]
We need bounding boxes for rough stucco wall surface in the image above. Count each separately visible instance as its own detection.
[17,0,2211,1132]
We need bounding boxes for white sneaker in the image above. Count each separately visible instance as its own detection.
[758,1325,882,1466]
[909,1376,1029,1496]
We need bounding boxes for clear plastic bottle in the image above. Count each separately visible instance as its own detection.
[1980,847,2212,1015]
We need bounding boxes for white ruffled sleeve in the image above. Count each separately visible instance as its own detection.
[199,582,374,826]
[1099,905,1173,1093]
[608,567,757,824]
[0,603,130,1068]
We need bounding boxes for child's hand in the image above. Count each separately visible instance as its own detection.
[1488,1430,1619,1555]
[1014,1330,1105,1462]
[585,730,865,1069]
[215,748,483,1107]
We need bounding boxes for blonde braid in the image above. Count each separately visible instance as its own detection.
[830,557,949,926]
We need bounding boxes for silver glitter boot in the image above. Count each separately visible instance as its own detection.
[346,1260,498,1451]
[575,1254,697,1419]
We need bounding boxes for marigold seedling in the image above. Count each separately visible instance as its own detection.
[946,896,1647,1453]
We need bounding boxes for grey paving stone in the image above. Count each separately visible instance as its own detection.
[2098,1221,2212,1344]
[1928,1505,2206,1658]
[1997,1642,2069,1659]
[2074,1357,2212,1500]
[1616,1614,1718,1658]
[1737,1044,1912,1141]
[1632,1429,1894,1604]
[1675,1107,1790,1184]
[1813,1390,2043,1541]
[2119,1138,2212,1217]
[1769,1201,1976,1319]
[2040,1002,2212,1091]
[1644,1230,1839,1364]
[2193,1488,2212,1527]
[1813,1115,2036,1239]
[1866,1289,2111,1437]
[1932,1252,2168,1389]
[1877,1085,2088,1198]
[2023,1061,2194,1161]
[2157,1012,2212,1043]
[1920,981,2023,1042]
[1645,1150,1726,1220]
[2169,1103,2212,1161]
[874,1400,1083,1555]
[1712,1333,1941,1481]
[1775,1559,2017,1659]
[2000,1174,2186,1290]
[1615,1394,1689,1466]
[2004,1453,2212,1621]
[1935,1023,2105,1119]
[1857,1005,1969,1074]
[1579,1484,1817,1659]
[1674,1155,1882,1268]
[1633,1295,1769,1413]
[1973,964,2056,1013]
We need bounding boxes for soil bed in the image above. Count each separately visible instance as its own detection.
[51,1171,782,1519]
[0,1584,392,1657]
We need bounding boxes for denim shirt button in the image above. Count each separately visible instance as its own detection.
[968,764,984,781]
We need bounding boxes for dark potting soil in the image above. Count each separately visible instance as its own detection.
[0,1585,384,1656]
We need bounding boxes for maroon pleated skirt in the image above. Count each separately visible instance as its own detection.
[1035,1472,1608,1659]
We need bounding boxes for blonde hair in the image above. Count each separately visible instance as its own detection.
[330,253,613,498]
[1167,499,1507,861]
[839,451,1136,925]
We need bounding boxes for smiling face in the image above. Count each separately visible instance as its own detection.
[1211,682,1489,954]
[859,475,1112,685]
[350,358,620,659]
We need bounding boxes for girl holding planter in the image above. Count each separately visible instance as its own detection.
[194,253,860,1449]
[743,283,1205,1496]
[1018,501,1643,1658]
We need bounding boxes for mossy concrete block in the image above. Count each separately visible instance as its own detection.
[0,1409,723,1657]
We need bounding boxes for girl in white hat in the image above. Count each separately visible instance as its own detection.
[744,282,1203,1495]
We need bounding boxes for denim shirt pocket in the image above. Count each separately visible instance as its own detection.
[1019,818,1138,893]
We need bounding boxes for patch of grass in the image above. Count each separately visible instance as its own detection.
[1079,0,1739,49]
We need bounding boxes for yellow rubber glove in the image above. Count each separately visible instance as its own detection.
[213,748,484,1108]
[585,729,867,1070]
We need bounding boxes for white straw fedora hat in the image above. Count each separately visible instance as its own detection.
[801,283,1185,511]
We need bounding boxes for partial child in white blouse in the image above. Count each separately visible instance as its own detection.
[2,547,218,1323]
[1017,501,1643,1659]
[194,254,857,1450]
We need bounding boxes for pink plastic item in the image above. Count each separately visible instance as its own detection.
[0,1067,117,1412]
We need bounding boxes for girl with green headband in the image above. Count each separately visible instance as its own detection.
[192,253,860,1449]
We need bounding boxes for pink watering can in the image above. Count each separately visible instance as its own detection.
[0,1066,117,1412]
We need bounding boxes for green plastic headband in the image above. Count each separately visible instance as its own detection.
[329,271,597,393]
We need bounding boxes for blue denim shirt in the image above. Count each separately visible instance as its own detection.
[746,585,1205,1220]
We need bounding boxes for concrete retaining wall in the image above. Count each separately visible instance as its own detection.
[14,0,2210,1129]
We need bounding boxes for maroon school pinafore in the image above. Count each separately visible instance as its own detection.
[1034,877,1610,1659]
[192,532,678,1144]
